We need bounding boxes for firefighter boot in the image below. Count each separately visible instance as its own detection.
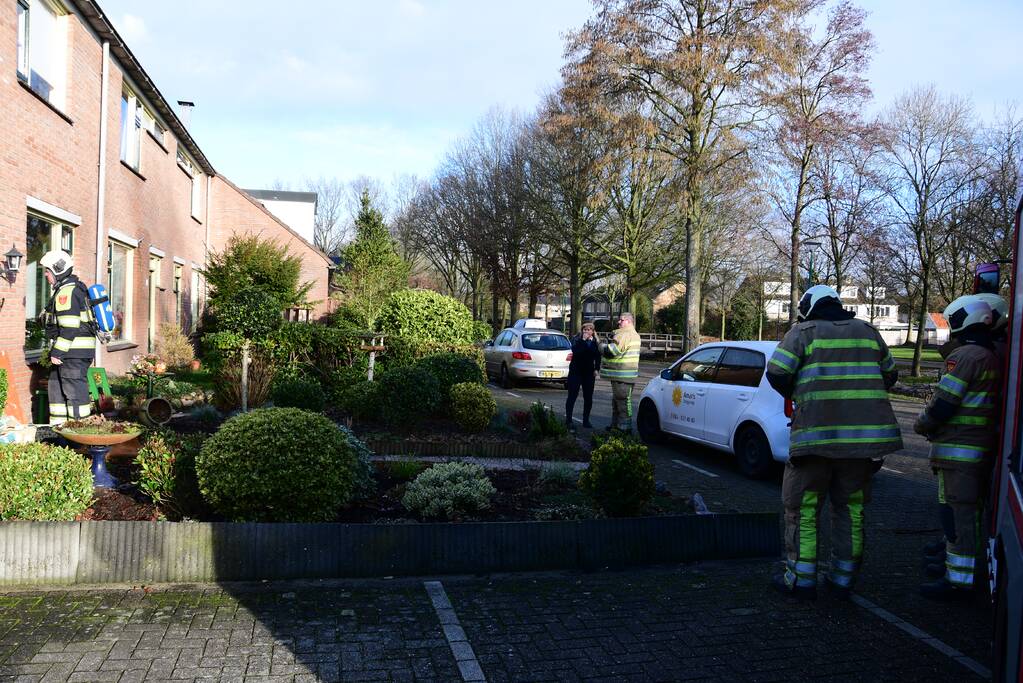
[919,577,971,601]
[924,563,945,579]
[772,575,817,601]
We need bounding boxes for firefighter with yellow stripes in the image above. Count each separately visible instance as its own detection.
[40,250,96,424]
[766,285,902,600]
[600,311,642,432]
[915,295,1000,600]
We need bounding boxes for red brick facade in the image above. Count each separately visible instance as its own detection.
[0,0,331,418]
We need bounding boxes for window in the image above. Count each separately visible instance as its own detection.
[189,270,200,332]
[140,108,166,144]
[781,303,790,314]
[17,0,67,107]
[672,346,723,383]
[24,212,74,351]
[520,333,571,351]
[120,90,142,170]
[107,240,134,342]
[173,263,183,326]
[177,149,202,219]
[871,305,890,319]
[714,348,766,388]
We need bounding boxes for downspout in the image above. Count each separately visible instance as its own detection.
[94,40,110,366]
[204,175,211,307]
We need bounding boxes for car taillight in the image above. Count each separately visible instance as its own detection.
[784,399,794,418]
[566,352,573,361]
[512,351,532,360]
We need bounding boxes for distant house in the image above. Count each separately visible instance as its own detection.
[922,312,951,345]
[762,281,908,345]
[581,282,686,323]
[244,190,318,246]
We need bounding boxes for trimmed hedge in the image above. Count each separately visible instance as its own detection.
[416,352,486,402]
[196,408,356,522]
[0,442,93,521]
[402,462,495,520]
[271,375,325,412]
[579,436,655,517]
[450,382,496,432]
[376,289,479,345]
[376,367,441,426]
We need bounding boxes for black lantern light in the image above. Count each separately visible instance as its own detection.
[2,244,23,283]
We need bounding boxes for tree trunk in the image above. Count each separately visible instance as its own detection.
[491,289,500,335]
[528,291,539,319]
[569,262,581,334]
[683,182,703,353]
[913,273,929,377]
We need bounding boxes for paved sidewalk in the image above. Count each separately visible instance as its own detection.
[0,565,989,682]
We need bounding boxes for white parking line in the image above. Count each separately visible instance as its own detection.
[881,466,904,474]
[671,459,719,478]
[573,417,583,423]
[424,580,487,682]
[505,391,521,398]
[849,593,991,679]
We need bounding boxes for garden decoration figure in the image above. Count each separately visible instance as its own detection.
[40,250,96,424]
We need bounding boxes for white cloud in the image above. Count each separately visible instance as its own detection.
[397,0,426,20]
[117,13,148,45]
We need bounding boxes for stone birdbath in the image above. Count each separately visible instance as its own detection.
[54,419,142,488]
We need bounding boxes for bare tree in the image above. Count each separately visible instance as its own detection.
[304,176,347,257]
[564,0,807,352]
[882,86,978,375]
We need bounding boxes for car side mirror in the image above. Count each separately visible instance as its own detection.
[484,340,494,347]
[660,368,673,380]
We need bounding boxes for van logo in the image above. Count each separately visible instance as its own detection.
[672,386,682,406]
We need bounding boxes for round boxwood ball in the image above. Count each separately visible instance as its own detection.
[195,407,356,522]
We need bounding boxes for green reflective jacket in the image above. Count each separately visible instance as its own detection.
[767,317,901,459]
[600,327,641,383]
[925,344,1000,470]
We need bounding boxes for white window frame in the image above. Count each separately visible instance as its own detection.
[189,269,201,333]
[177,148,202,220]
[107,238,136,343]
[24,209,76,350]
[16,0,29,79]
[120,88,142,170]
[18,0,68,109]
[173,262,183,326]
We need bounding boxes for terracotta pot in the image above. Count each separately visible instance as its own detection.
[54,428,142,447]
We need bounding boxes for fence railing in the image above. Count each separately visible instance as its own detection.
[638,333,686,354]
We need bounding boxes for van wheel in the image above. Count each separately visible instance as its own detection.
[500,364,515,389]
[736,424,772,479]
[637,400,662,444]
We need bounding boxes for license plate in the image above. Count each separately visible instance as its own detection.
[538,371,561,378]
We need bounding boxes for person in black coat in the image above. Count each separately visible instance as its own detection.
[565,321,601,429]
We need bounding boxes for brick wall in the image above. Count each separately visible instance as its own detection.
[0,2,330,419]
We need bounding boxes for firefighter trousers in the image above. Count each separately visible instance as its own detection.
[610,381,634,431]
[934,465,986,587]
[48,358,93,424]
[782,455,875,590]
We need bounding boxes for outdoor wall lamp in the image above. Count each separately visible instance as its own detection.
[1,244,23,284]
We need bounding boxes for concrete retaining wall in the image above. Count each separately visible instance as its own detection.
[0,513,779,586]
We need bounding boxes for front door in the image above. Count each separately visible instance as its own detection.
[663,346,723,440]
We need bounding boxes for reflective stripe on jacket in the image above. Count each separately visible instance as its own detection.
[926,344,1000,469]
[766,318,902,459]
[600,327,641,382]
[47,276,97,361]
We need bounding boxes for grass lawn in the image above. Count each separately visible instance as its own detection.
[890,346,943,363]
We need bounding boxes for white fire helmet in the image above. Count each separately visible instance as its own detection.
[39,250,73,278]
[943,295,992,335]
[797,285,842,322]
[973,293,1008,331]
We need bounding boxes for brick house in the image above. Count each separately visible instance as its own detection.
[1,0,331,416]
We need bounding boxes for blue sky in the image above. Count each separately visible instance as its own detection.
[100,0,1022,190]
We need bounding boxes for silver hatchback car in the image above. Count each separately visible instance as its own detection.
[483,319,573,388]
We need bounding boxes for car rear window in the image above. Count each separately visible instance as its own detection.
[715,348,766,387]
[521,333,571,350]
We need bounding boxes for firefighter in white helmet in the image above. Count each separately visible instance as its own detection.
[39,250,96,424]
[914,295,1000,599]
[974,293,1008,364]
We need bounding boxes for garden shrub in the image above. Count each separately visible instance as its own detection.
[385,457,427,481]
[376,289,478,344]
[472,319,494,343]
[271,375,325,412]
[214,287,283,339]
[384,338,485,372]
[416,352,486,402]
[528,402,568,441]
[338,380,384,421]
[0,442,93,520]
[336,423,376,501]
[212,352,276,411]
[202,234,311,311]
[538,461,579,490]
[376,366,442,425]
[450,382,496,432]
[402,461,495,520]
[134,430,206,520]
[154,322,196,369]
[0,368,7,414]
[196,408,356,522]
[578,436,655,517]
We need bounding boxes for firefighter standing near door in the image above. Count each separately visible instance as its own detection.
[915,295,1000,599]
[40,250,96,424]
[766,285,902,600]
[601,312,642,432]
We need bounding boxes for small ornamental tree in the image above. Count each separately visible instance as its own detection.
[334,192,410,329]
[202,234,312,313]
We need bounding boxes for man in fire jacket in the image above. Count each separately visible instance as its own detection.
[766,285,902,600]
[40,250,96,424]
[915,295,1000,600]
